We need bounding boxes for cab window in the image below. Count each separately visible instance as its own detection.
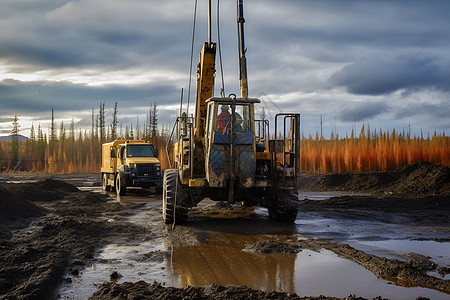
[215,104,252,134]
[126,145,154,157]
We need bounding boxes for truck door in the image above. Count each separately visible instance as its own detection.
[110,147,116,168]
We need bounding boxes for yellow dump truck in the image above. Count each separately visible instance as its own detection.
[101,140,162,195]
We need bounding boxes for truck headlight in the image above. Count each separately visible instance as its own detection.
[129,163,136,169]
[156,164,160,171]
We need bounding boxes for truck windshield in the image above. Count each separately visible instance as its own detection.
[127,145,154,157]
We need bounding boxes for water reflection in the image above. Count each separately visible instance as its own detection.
[168,233,296,293]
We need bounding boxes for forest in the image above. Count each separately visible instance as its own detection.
[0,102,171,173]
[0,102,448,174]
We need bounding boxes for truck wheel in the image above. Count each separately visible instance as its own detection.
[163,169,187,224]
[116,175,126,196]
[102,174,111,192]
[269,190,298,223]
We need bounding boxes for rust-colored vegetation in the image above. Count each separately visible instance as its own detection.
[1,119,448,174]
[300,125,448,173]
[0,103,171,173]
[0,134,170,173]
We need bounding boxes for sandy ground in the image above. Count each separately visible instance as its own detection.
[0,161,449,299]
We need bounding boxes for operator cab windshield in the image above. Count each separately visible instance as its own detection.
[212,103,253,145]
[215,104,252,134]
[126,145,154,157]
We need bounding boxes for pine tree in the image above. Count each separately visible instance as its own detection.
[151,103,158,144]
[91,107,95,142]
[29,123,36,141]
[111,101,118,140]
[10,115,20,161]
[125,125,130,139]
[59,121,66,143]
[69,119,75,143]
[95,114,99,142]
[37,124,46,162]
[146,104,154,141]
[136,116,140,140]
[99,102,106,143]
[50,107,57,142]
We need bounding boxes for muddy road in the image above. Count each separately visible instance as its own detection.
[0,161,449,299]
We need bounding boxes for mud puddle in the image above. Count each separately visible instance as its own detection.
[57,231,448,300]
[297,191,368,200]
[57,240,169,299]
[56,193,448,299]
[351,239,450,279]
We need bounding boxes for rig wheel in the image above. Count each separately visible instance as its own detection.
[163,169,187,224]
[269,190,298,223]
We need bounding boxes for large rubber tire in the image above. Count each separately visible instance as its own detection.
[163,169,187,224]
[269,190,298,223]
[102,174,111,192]
[116,174,126,196]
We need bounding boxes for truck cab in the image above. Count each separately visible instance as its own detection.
[101,140,162,196]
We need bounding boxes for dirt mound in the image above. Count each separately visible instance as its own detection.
[0,186,45,225]
[391,161,450,196]
[244,240,301,254]
[89,281,307,300]
[4,179,80,202]
[298,161,450,197]
[0,179,147,300]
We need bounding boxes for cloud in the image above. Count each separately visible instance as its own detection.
[338,100,389,122]
[394,100,450,119]
[1,0,450,138]
[0,79,179,115]
[329,54,450,95]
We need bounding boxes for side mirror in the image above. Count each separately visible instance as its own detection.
[110,149,116,158]
[154,148,159,158]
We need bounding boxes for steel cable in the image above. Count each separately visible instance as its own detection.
[186,0,198,116]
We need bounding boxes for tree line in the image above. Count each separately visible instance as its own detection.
[1,106,448,173]
[0,102,172,173]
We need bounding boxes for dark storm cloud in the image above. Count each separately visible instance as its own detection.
[0,0,194,72]
[394,101,450,119]
[1,0,450,136]
[0,79,179,115]
[338,101,389,122]
[329,54,450,95]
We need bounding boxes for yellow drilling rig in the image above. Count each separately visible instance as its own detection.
[163,0,300,224]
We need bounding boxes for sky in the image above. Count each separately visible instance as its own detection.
[1,0,449,139]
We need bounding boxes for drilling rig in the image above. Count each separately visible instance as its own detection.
[163,0,300,224]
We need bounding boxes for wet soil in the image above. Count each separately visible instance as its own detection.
[297,161,450,198]
[0,161,449,299]
[0,179,150,300]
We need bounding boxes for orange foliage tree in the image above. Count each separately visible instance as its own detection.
[300,125,449,173]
